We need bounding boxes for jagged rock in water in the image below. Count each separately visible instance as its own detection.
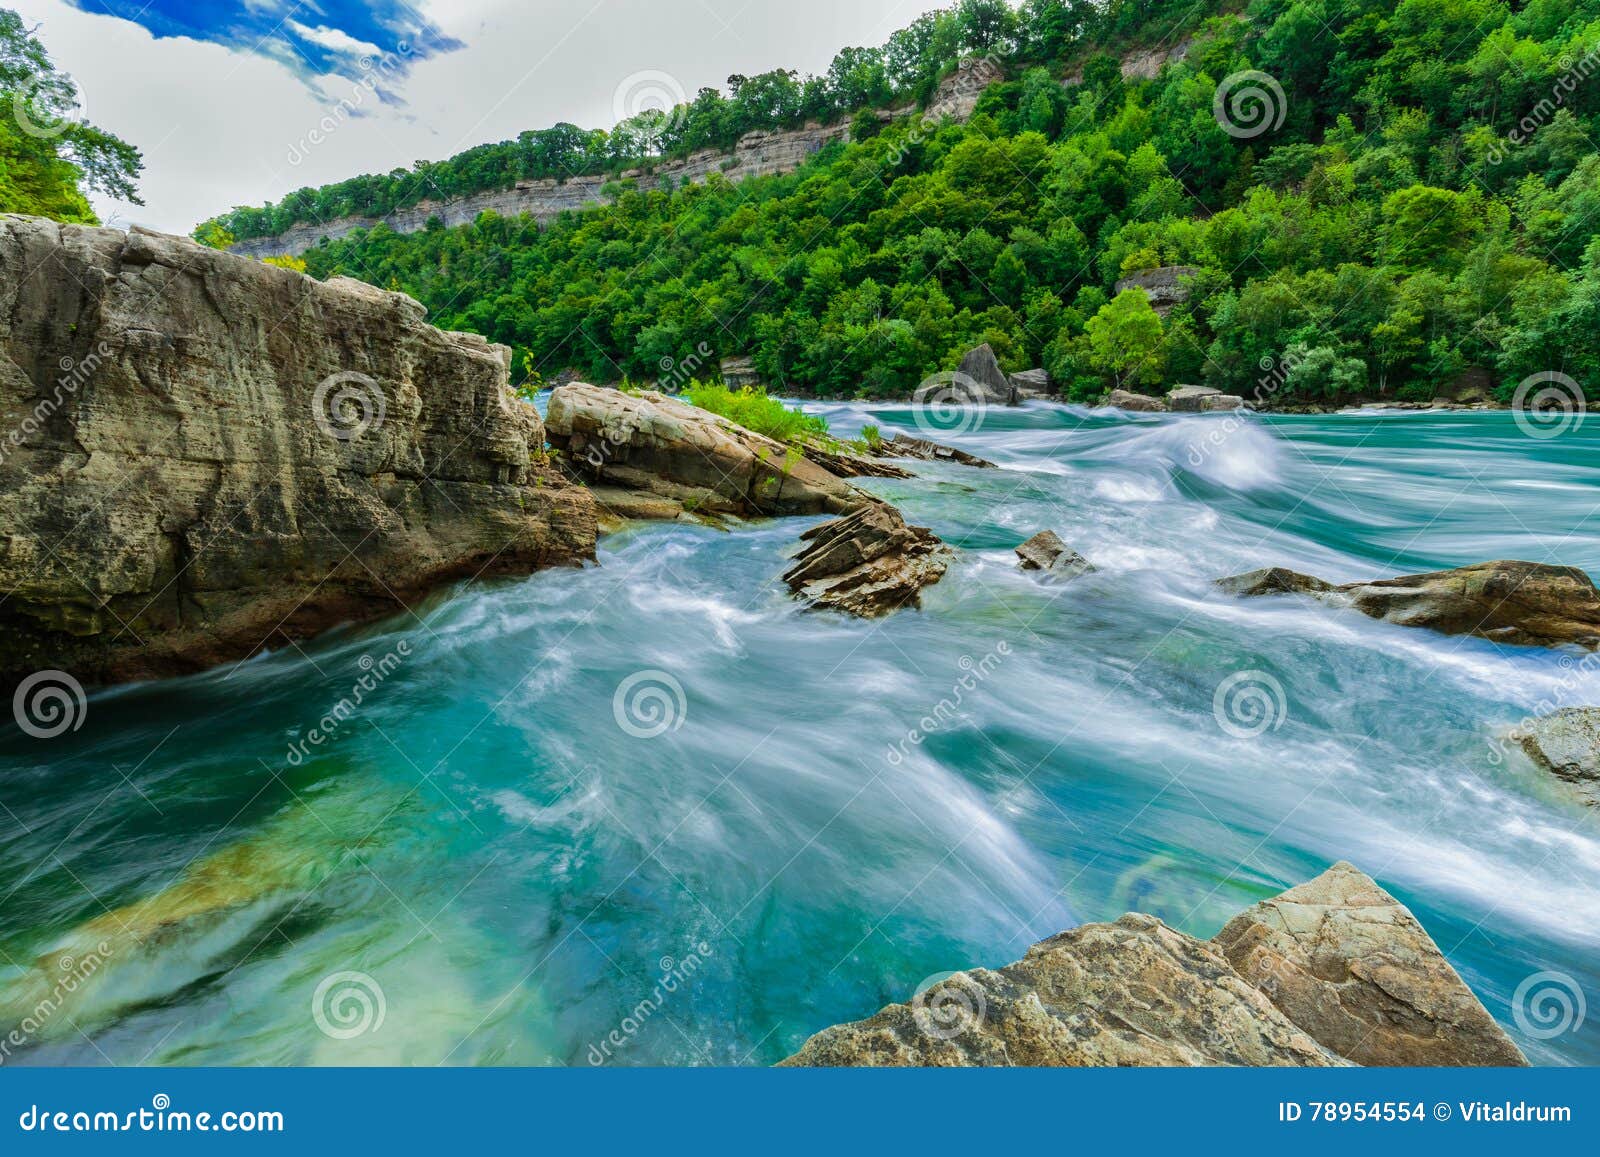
[1513,708,1600,806]
[545,383,859,517]
[797,440,915,479]
[782,863,1519,1067]
[1015,530,1094,578]
[877,432,996,468]
[1217,560,1600,650]
[956,344,1016,404]
[782,913,1343,1067]
[1101,388,1169,412]
[1212,862,1528,1066]
[1168,384,1224,412]
[783,501,952,617]
[1009,368,1052,399]
[0,215,595,688]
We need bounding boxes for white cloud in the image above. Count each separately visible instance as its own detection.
[12,0,945,234]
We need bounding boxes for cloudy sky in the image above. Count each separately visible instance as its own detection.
[15,0,948,234]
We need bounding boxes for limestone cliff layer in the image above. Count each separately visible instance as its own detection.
[0,214,595,687]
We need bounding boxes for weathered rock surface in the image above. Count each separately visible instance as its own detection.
[1015,530,1094,579]
[956,344,1016,404]
[877,432,996,469]
[1218,561,1600,650]
[1213,862,1527,1066]
[783,912,1342,1067]
[1102,388,1169,412]
[0,215,595,688]
[545,383,860,517]
[1201,394,1246,412]
[795,440,914,480]
[783,501,952,617]
[1009,368,1052,399]
[1168,384,1223,412]
[782,863,1521,1067]
[1114,266,1200,318]
[1513,707,1600,806]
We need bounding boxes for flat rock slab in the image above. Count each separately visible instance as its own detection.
[1218,560,1600,650]
[878,432,996,468]
[1212,862,1527,1066]
[1101,389,1168,412]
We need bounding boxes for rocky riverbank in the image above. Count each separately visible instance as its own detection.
[783,862,1526,1066]
[0,215,596,688]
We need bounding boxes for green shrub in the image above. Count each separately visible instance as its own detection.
[683,381,829,443]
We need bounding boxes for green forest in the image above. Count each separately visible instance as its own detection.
[249,0,1600,405]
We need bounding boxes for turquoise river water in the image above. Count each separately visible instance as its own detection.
[1,403,1597,1066]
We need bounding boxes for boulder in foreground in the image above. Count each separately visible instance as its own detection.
[782,862,1525,1067]
[783,501,952,617]
[1213,861,1526,1066]
[1218,560,1600,650]
[0,215,595,688]
[1513,707,1600,806]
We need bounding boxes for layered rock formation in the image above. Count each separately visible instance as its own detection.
[0,215,595,688]
[1218,561,1600,650]
[783,501,952,617]
[1513,708,1600,805]
[1113,265,1200,319]
[1102,388,1169,412]
[782,863,1524,1067]
[876,432,996,469]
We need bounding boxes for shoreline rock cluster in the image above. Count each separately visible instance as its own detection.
[782,862,1527,1067]
[0,216,596,689]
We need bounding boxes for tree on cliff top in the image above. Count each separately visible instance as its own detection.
[0,7,143,222]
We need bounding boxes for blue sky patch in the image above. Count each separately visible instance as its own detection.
[67,1,463,90]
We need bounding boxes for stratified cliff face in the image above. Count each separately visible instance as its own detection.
[0,214,595,687]
[227,59,1003,259]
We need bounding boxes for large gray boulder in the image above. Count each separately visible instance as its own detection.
[1514,708,1600,805]
[1213,862,1526,1066]
[0,215,595,688]
[1009,368,1052,399]
[546,383,859,517]
[782,863,1522,1067]
[1168,384,1223,412]
[1218,560,1600,650]
[783,501,951,617]
[1101,388,1168,412]
[956,344,1016,404]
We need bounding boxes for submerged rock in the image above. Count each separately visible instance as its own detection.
[783,501,952,617]
[546,383,859,517]
[782,863,1521,1067]
[1514,708,1600,806]
[876,432,997,469]
[1213,862,1526,1066]
[1101,388,1169,412]
[956,344,1016,404]
[1015,530,1095,578]
[1218,561,1600,650]
[0,215,595,688]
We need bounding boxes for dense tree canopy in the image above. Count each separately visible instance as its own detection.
[0,8,142,222]
[270,0,1600,404]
